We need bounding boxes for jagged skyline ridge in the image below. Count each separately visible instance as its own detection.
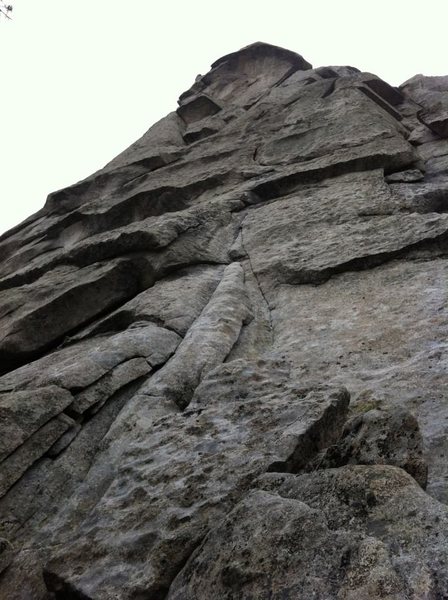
[1,0,448,233]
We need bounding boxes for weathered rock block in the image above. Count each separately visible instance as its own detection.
[172,465,448,599]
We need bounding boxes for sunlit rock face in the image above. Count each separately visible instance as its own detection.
[1,42,448,599]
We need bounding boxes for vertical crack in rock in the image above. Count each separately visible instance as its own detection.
[239,215,273,331]
[139,261,252,409]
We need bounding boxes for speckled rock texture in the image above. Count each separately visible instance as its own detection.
[0,42,447,599]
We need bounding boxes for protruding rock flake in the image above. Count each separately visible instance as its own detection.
[0,42,447,599]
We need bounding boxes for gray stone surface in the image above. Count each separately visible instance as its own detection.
[271,258,448,501]
[257,466,448,598]
[0,537,13,575]
[43,360,348,598]
[306,407,428,488]
[77,263,224,338]
[0,386,73,461]
[0,413,74,497]
[401,74,448,138]
[172,466,448,599]
[140,262,252,408]
[0,42,447,598]
[0,322,181,392]
[238,169,448,290]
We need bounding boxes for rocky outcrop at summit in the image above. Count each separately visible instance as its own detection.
[0,42,447,599]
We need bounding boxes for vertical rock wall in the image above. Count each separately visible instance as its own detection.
[0,43,448,599]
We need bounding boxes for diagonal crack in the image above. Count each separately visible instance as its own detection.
[239,214,273,331]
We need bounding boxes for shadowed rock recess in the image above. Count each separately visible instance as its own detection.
[1,42,448,599]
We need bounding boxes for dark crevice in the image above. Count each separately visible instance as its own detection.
[43,570,93,600]
[66,261,227,346]
[364,78,404,107]
[66,373,153,427]
[157,258,230,281]
[267,391,350,474]
[416,109,437,132]
[63,173,224,243]
[112,153,182,187]
[321,79,337,99]
[0,414,72,468]
[282,230,448,288]
[273,63,305,88]
[45,153,183,217]
[159,538,206,600]
[389,191,448,214]
[252,152,418,201]
[177,94,222,125]
[81,312,182,340]
[114,174,224,223]
[358,86,403,121]
[240,63,312,113]
[183,126,220,145]
[315,68,339,79]
[416,108,448,139]
[0,175,230,292]
[0,259,153,376]
[384,171,424,185]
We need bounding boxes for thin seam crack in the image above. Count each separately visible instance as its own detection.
[239,216,273,331]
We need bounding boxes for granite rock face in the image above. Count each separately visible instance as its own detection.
[0,42,447,599]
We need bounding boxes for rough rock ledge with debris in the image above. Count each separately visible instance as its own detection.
[0,42,447,599]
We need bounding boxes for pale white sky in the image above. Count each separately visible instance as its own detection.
[1,0,447,235]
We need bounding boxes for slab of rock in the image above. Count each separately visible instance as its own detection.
[0,386,73,461]
[0,413,74,497]
[69,357,151,416]
[240,170,448,291]
[180,42,312,111]
[257,86,415,172]
[258,466,448,598]
[401,74,448,139]
[421,109,448,138]
[140,262,252,408]
[77,264,224,338]
[168,489,361,600]
[0,259,145,372]
[43,360,349,599]
[0,380,143,546]
[171,465,448,599]
[0,322,181,393]
[0,380,146,600]
[271,257,448,500]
